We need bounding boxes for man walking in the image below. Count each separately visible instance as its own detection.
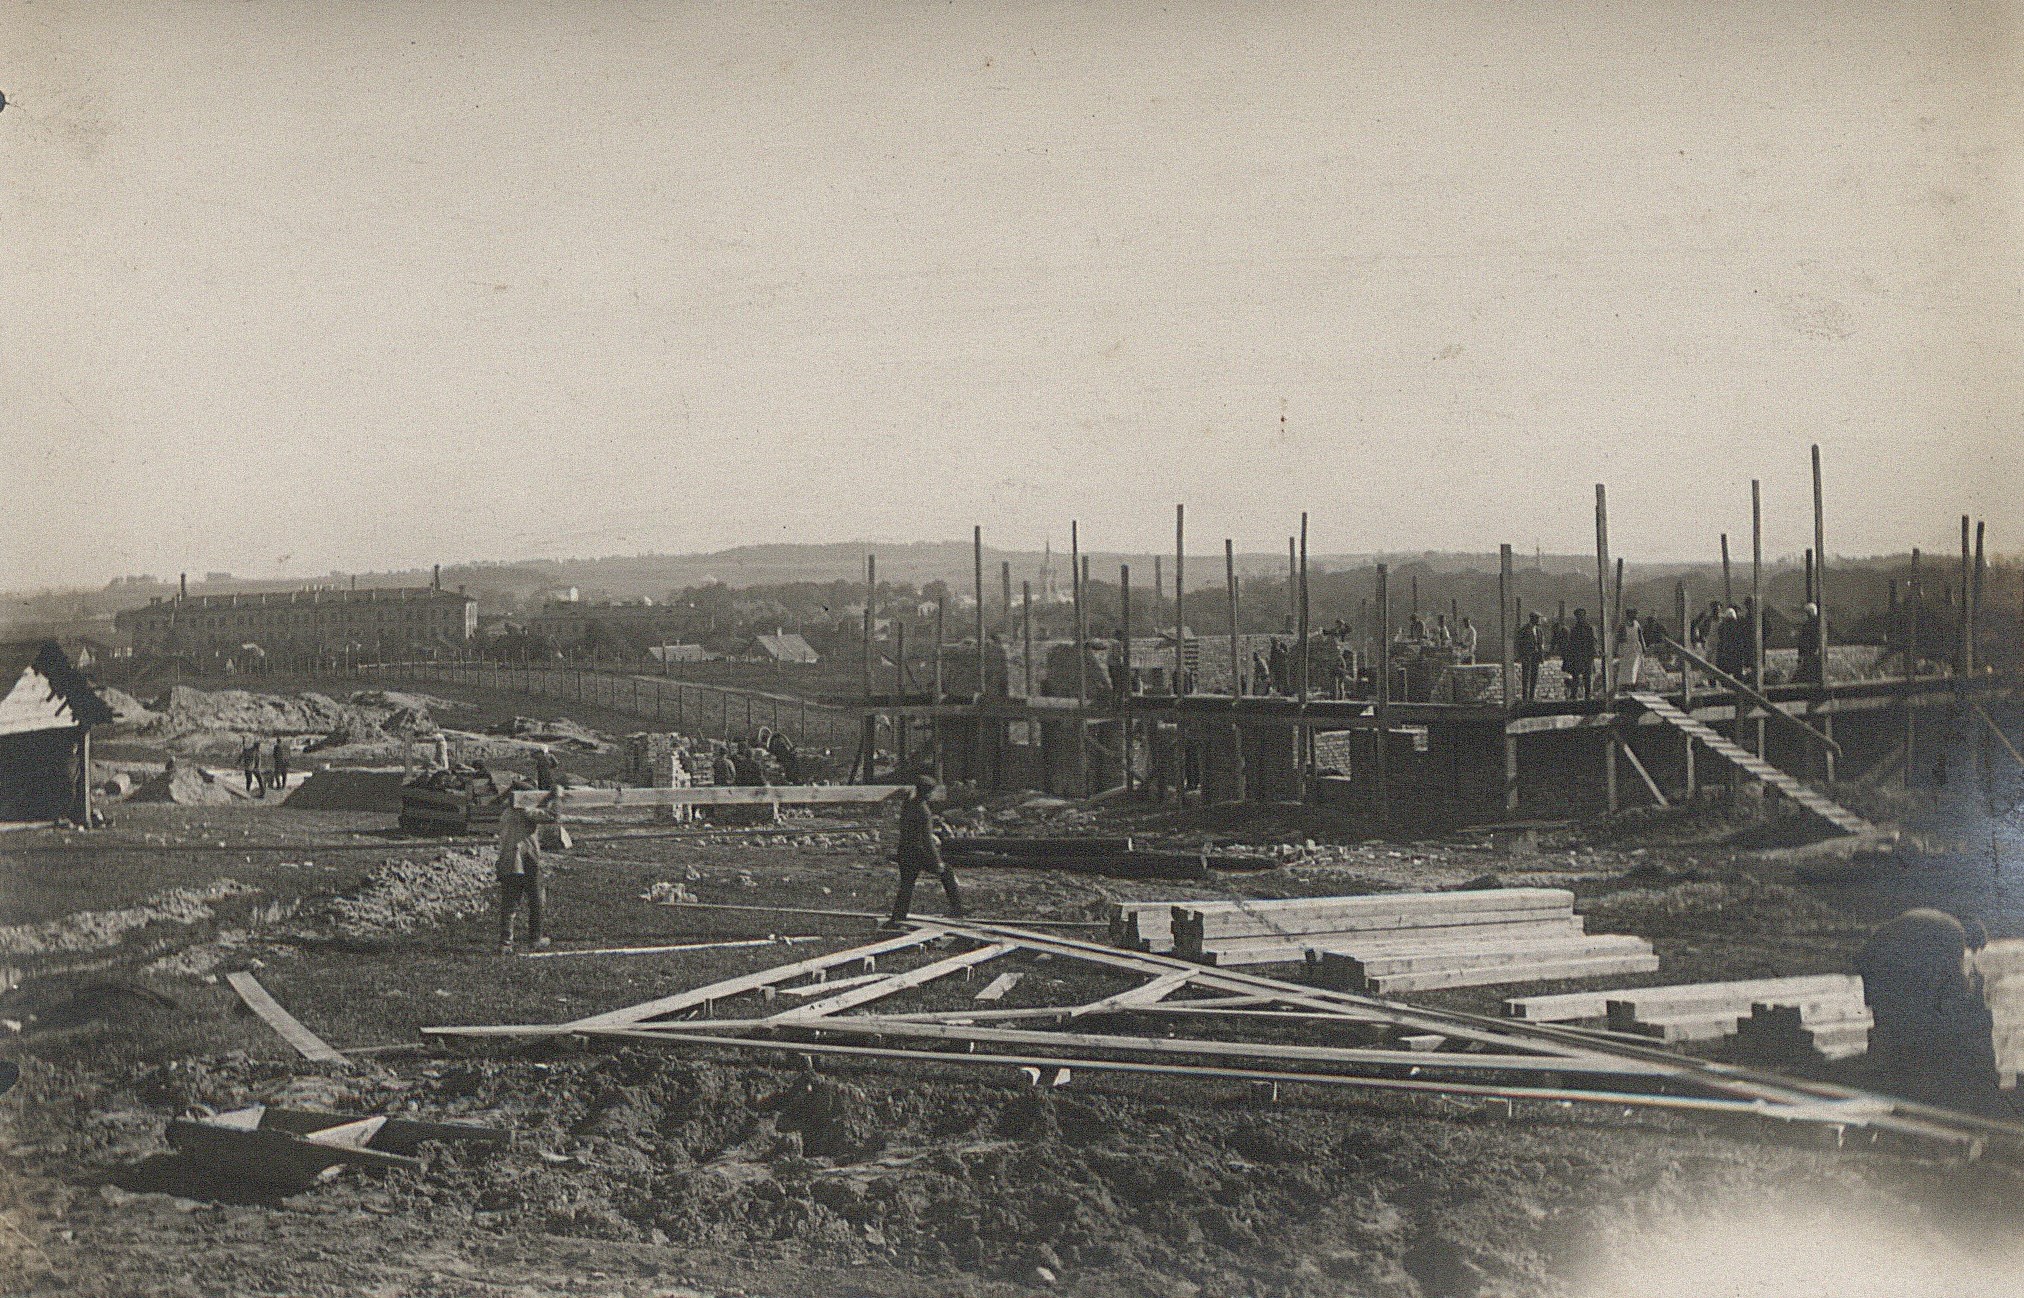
[269,737,291,791]
[1563,608,1598,700]
[1516,611,1545,703]
[884,776,964,926]
[240,738,261,794]
[496,788,560,953]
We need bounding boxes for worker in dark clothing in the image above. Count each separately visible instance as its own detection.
[732,741,767,786]
[884,776,964,926]
[269,738,290,791]
[1563,608,1598,700]
[533,746,560,791]
[710,744,737,786]
[1796,603,1824,686]
[496,789,560,953]
[766,730,800,783]
[1515,611,1546,702]
[240,738,261,794]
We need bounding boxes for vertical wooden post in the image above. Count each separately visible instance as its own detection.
[1498,544,1513,707]
[1225,539,1242,697]
[932,594,947,785]
[1001,560,1013,631]
[1811,445,1833,780]
[1971,519,1987,675]
[1296,513,1311,799]
[1373,563,1391,831]
[1594,485,1614,696]
[1960,515,1974,675]
[1906,572,1921,788]
[77,727,93,827]
[1751,479,1766,759]
[1152,554,1163,638]
[1120,563,1133,793]
[894,621,909,770]
[1226,537,1245,801]
[1595,485,1616,810]
[1720,534,1733,605]
[1072,521,1088,794]
[1500,545,1517,814]
[1676,578,1693,798]
[1289,538,1299,629]
[1174,504,1187,695]
[973,526,987,695]
[1296,513,1310,704]
[1021,582,1033,698]
[861,554,876,783]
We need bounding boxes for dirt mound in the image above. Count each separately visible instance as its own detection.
[496,715,611,752]
[283,767,408,812]
[298,850,495,939]
[135,686,441,755]
[0,880,253,957]
[96,685,159,727]
[126,766,251,806]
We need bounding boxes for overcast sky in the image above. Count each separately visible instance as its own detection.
[4,1,2017,590]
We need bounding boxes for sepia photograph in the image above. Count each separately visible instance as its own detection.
[2,3,2020,1295]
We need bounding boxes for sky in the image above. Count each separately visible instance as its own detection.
[3,1,2018,591]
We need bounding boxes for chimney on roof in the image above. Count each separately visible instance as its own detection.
[179,573,187,600]
[433,564,441,591]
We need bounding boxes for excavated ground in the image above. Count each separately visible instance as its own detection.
[4,763,2023,1294]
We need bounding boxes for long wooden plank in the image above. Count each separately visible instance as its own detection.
[1364,951,1660,995]
[1504,973,1859,1022]
[1177,887,1573,921]
[579,1027,1922,1132]
[432,930,939,1036]
[1341,935,1653,979]
[772,943,1015,1020]
[225,971,346,1063]
[623,1014,1674,1077]
[516,784,908,810]
[1069,969,1197,1018]
[1185,915,1585,951]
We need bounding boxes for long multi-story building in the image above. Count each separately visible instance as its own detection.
[115,587,476,668]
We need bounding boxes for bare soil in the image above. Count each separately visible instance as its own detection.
[5,689,2024,1296]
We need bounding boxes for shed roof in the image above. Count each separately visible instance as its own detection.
[0,641,116,735]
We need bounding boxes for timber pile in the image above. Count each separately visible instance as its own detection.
[1599,975,1867,1045]
[1160,889,1656,992]
[1110,899,1190,953]
[425,920,2024,1164]
[1731,997,1873,1064]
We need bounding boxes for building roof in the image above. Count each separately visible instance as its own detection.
[0,641,116,735]
[753,632,819,663]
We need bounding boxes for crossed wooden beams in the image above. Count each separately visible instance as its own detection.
[426,920,2024,1162]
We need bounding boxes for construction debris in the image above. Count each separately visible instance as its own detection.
[424,920,2024,1162]
[166,1104,504,1187]
[224,970,345,1064]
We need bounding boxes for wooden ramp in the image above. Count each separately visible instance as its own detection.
[1624,691,1874,836]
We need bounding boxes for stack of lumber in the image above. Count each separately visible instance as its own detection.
[1599,974,1866,1044]
[1160,888,1656,992]
[1109,899,1197,954]
[1731,996,1873,1064]
[1975,939,2024,1089]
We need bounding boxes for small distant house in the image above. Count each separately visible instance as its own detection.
[648,643,711,664]
[752,632,820,665]
[0,641,115,824]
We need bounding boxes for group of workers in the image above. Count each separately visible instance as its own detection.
[237,737,292,796]
[493,767,958,954]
